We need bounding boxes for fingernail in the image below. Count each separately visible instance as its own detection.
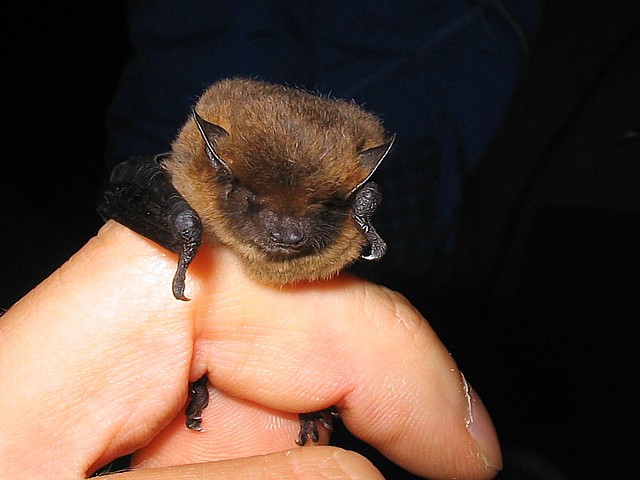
[461,373,503,472]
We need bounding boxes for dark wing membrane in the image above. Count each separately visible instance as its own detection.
[98,154,202,300]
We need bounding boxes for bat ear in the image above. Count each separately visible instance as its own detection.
[351,134,396,194]
[191,108,232,174]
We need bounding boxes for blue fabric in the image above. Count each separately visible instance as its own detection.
[106,0,541,276]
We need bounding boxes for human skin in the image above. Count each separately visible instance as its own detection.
[0,221,502,479]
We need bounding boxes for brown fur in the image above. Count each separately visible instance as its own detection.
[165,78,389,285]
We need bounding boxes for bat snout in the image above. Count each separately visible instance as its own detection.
[268,224,306,247]
[254,212,314,259]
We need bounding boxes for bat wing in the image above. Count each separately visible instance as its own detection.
[98,154,202,300]
[352,181,386,260]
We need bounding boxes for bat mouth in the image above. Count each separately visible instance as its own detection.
[261,243,311,260]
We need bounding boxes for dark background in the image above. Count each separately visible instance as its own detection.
[2,5,129,302]
[2,3,640,479]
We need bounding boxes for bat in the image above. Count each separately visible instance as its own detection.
[99,77,395,445]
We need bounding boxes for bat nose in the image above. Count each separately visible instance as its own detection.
[269,225,305,246]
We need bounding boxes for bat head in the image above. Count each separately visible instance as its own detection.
[168,78,394,284]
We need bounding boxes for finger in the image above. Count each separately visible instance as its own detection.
[0,222,198,476]
[0,221,500,480]
[109,447,384,480]
[130,385,330,469]
[179,250,502,479]
[0,222,335,478]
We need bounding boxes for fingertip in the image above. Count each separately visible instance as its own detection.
[463,379,503,475]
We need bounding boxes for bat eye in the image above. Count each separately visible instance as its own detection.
[320,196,350,210]
[230,184,259,210]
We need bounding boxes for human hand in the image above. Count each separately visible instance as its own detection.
[0,221,501,479]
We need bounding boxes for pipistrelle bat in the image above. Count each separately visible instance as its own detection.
[99,77,395,446]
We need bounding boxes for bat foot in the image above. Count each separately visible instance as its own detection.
[296,407,339,446]
[186,375,210,431]
[186,417,204,431]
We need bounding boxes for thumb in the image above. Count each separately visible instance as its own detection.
[106,446,384,479]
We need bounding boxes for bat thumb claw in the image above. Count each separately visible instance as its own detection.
[172,273,190,301]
